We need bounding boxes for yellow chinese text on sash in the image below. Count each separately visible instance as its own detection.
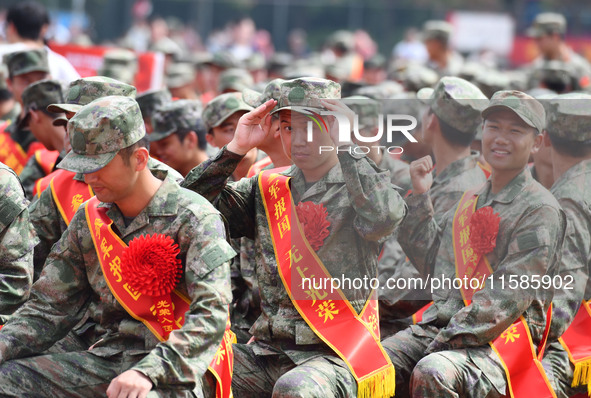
[84,197,234,398]
[452,189,556,398]
[559,300,591,395]
[259,169,394,398]
[50,169,94,225]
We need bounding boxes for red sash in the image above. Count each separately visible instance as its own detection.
[35,149,60,175]
[259,169,394,398]
[453,189,556,398]
[0,122,28,175]
[50,169,94,225]
[246,156,273,178]
[559,300,591,395]
[477,160,492,179]
[33,172,53,198]
[84,197,234,397]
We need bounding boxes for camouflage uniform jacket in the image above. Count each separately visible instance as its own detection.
[546,159,591,341]
[379,153,411,193]
[398,168,566,352]
[0,163,37,324]
[29,158,182,281]
[0,176,235,389]
[182,146,406,348]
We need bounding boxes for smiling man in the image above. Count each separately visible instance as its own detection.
[382,90,566,397]
[0,96,235,397]
[182,77,406,397]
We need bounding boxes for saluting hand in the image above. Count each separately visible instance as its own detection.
[227,99,277,155]
[409,155,434,195]
[107,369,153,398]
[321,99,356,147]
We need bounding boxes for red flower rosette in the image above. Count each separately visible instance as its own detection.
[469,206,501,255]
[121,234,182,337]
[295,201,330,251]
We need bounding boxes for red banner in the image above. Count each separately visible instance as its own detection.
[49,42,165,92]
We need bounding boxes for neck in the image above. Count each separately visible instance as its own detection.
[533,160,554,189]
[301,155,338,183]
[182,150,209,177]
[259,143,292,168]
[432,139,471,176]
[552,150,587,182]
[490,167,523,194]
[432,50,449,68]
[115,170,163,218]
[0,99,16,119]
[233,148,257,180]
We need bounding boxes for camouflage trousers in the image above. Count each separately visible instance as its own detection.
[542,341,586,398]
[382,325,507,397]
[0,348,212,398]
[232,341,357,397]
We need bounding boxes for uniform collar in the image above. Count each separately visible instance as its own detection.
[476,167,532,206]
[288,162,344,201]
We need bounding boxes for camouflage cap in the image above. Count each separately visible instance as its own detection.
[150,37,183,56]
[245,53,266,71]
[0,65,7,90]
[482,90,545,133]
[272,77,341,114]
[150,99,203,142]
[343,96,379,129]
[242,78,284,109]
[364,54,386,70]
[4,48,49,78]
[527,12,566,37]
[354,80,404,99]
[20,79,65,128]
[417,76,488,134]
[191,52,214,68]
[47,76,137,114]
[218,68,255,93]
[396,63,439,93]
[422,20,453,42]
[58,96,145,174]
[545,93,591,142]
[202,92,253,131]
[210,51,240,69]
[166,62,196,89]
[327,30,355,52]
[136,89,172,119]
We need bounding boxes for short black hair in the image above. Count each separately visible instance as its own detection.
[175,118,207,150]
[430,109,475,147]
[118,137,150,166]
[548,132,591,158]
[6,1,50,41]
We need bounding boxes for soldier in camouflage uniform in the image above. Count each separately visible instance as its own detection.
[382,91,566,397]
[540,93,591,398]
[202,92,258,180]
[97,49,138,85]
[0,162,37,324]
[527,13,591,92]
[380,77,490,337]
[149,100,209,176]
[0,96,234,397]
[218,68,255,94]
[18,79,66,200]
[136,88,173,135]
[422,21,464,78]
[182,77,406,396]
[166,62,199,100]
[2,49,50,166]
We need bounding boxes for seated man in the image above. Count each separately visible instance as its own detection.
[382,91,566,397]
[182,77,406,397]
[0,96,235,397]
[0,161,36,324]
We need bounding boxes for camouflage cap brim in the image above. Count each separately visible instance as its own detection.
[57,150,118,174]
[526,26,543,38]
[242,87,263,108]
[210,103,254,128]
[482,105,539,130]
[47,103,83,114]
[53,116,68,127]
[270,105,326,116]
[148,128,176,143]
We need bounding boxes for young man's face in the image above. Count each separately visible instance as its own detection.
[279,110,337,172]
[535,33,560,57]
[83,151,138,204]
[8,71,49,105]
[150,133,192,175]
[482,109,541,174]
[207,111,246,148]
[28,110,66,152]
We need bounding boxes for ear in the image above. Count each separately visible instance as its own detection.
[29,110,41,124]
[183,131,198,149]
[205,132,215,147]
[134,147,150,171]
[39,24,49,40]
[530,131,544,155]
[542,130,552,147]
